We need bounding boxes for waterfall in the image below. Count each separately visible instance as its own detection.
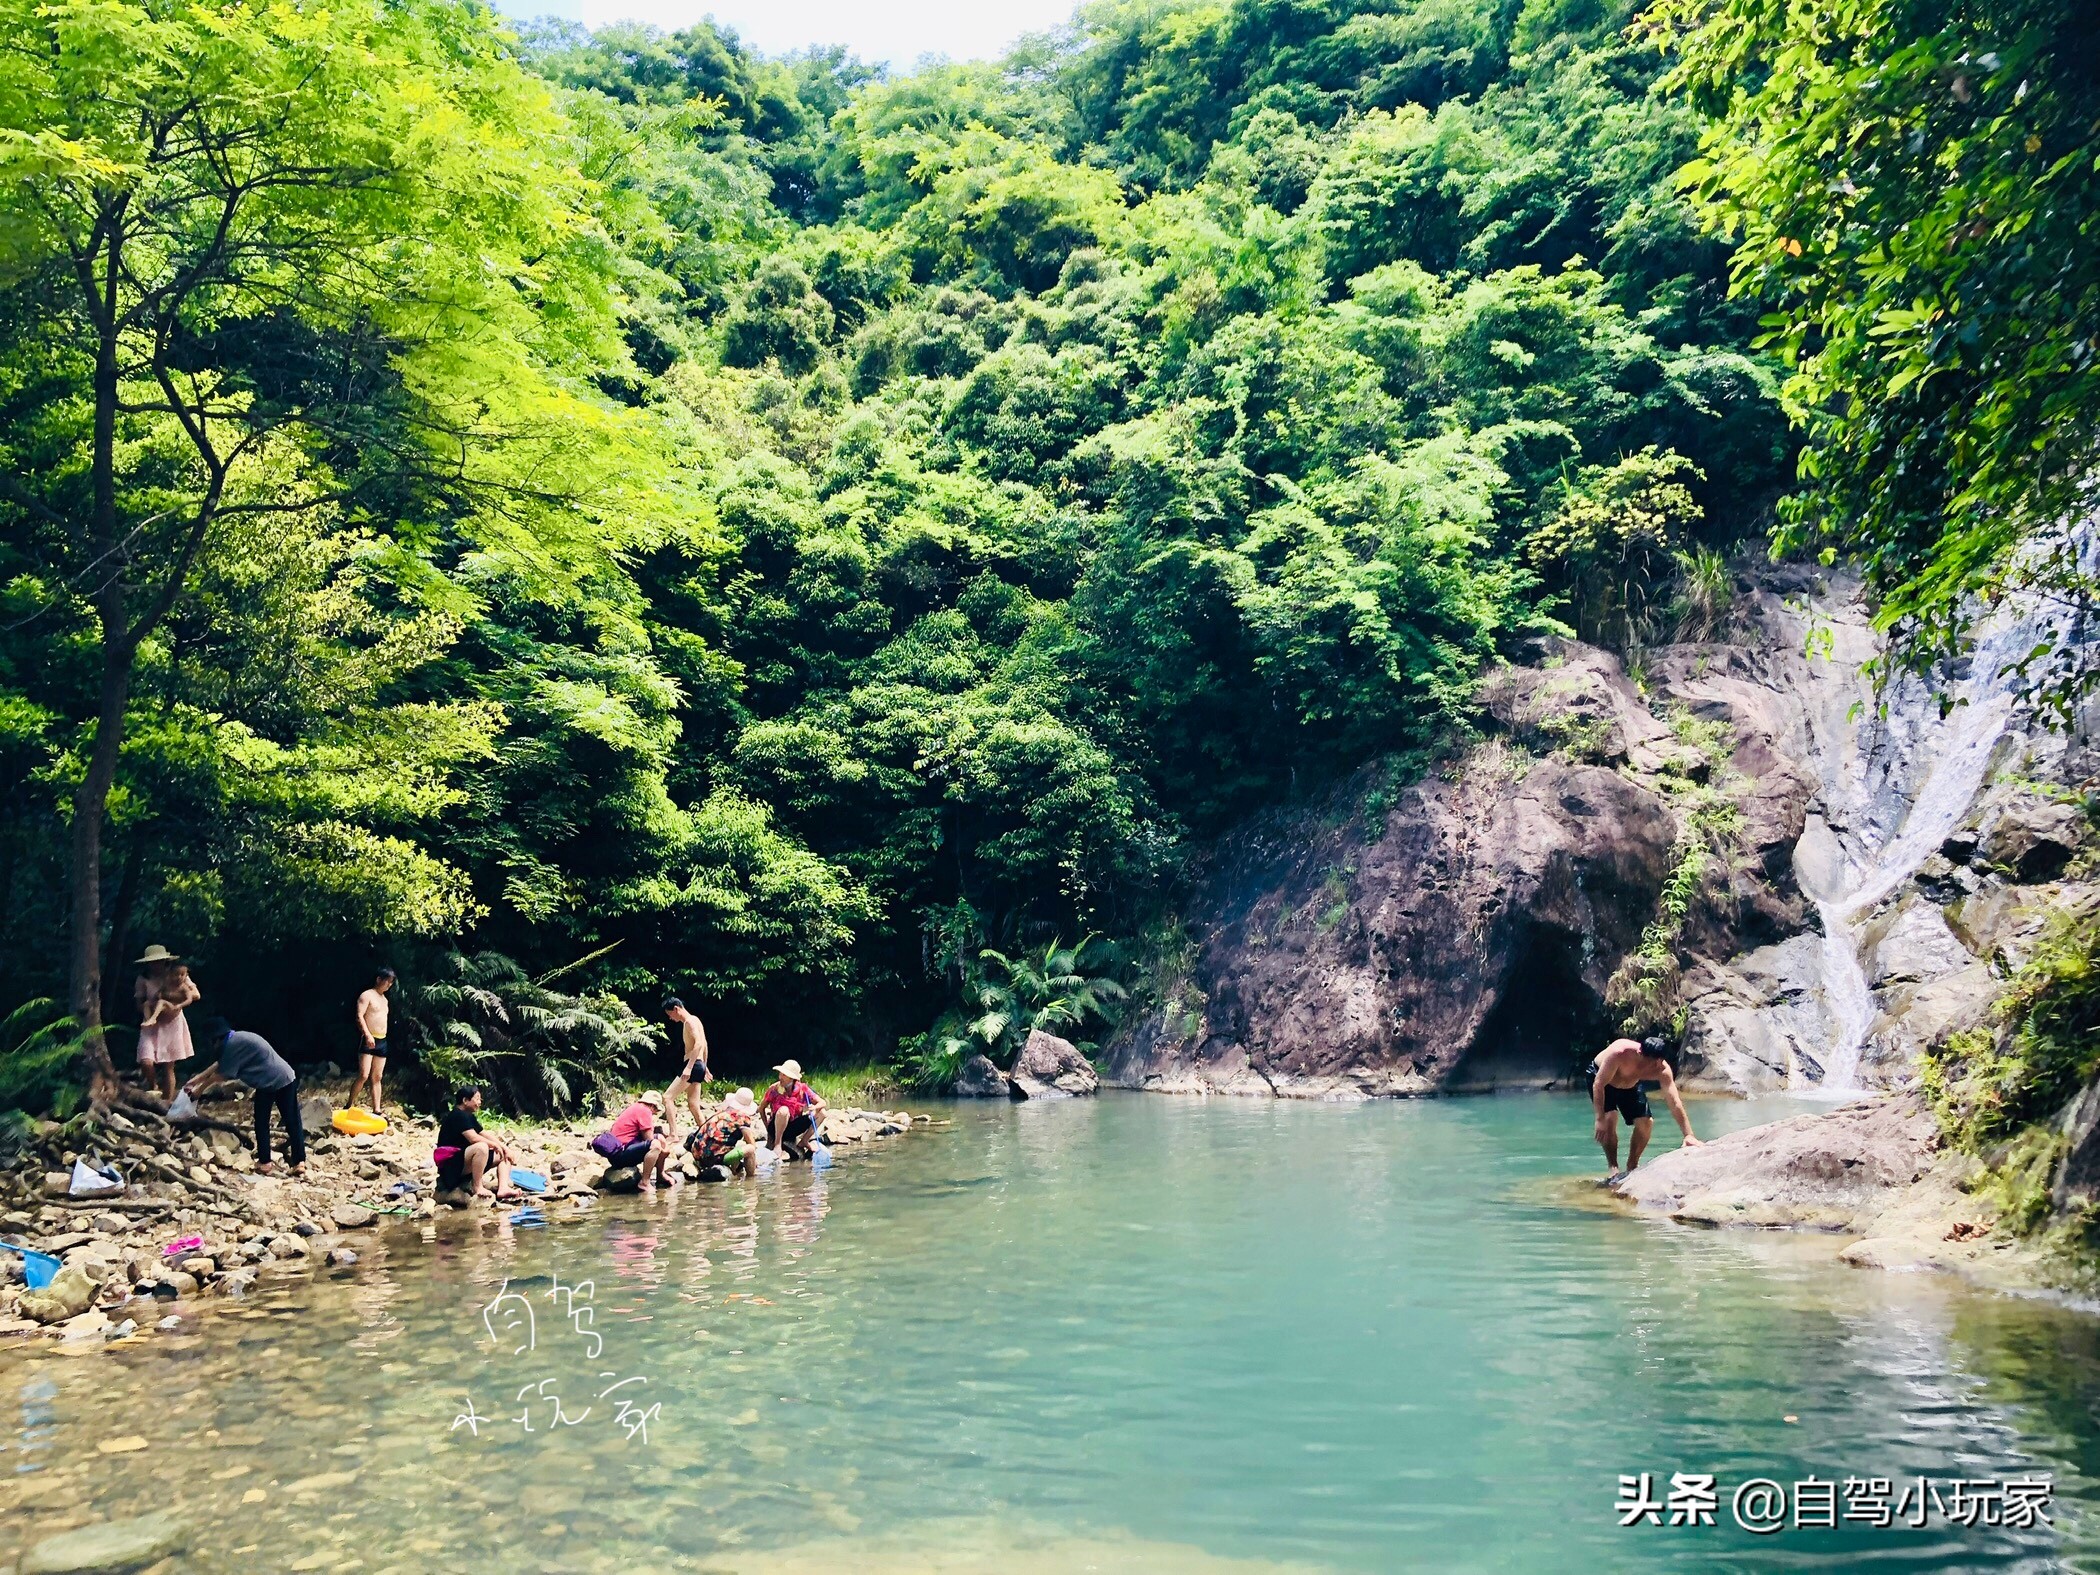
[1795,691,2014,1091]
[1779,523,2092,1093]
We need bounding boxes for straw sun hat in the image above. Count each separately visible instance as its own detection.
[134,944,182,965]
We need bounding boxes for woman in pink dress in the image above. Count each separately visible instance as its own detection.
[133,944,199,1102]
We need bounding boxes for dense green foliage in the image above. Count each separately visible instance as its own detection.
[1925,895,2100,1158]
[0,0,1797,1097]
[1651,0,2100,711]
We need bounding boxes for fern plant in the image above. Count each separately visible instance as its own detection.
[0,999,91,1124]
[398,949,653,1116]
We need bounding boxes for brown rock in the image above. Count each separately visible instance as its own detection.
[1107,717,1676,1096]
[952,1055,1010,1099]
[1982,795,2083,882]
[1615,1093,1941,1230]
[1009,1031,1098,1100]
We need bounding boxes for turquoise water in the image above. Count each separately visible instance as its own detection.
[5,1092,2099,1572]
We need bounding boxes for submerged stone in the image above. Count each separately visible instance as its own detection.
[21,1512,184,1574]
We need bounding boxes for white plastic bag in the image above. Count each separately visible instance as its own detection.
[167,1089,200,1123]
[68,1157,123,1197]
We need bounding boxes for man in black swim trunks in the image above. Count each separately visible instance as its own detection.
[1587,1035,1701,1180]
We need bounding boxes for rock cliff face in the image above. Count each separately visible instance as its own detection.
[1106,650,1682,1097]
[1107,563,2095,1100]
[1108,740,1674,1096]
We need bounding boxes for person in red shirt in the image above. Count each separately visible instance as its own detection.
[760,1060,826,1160]
[591,1089,673,1191]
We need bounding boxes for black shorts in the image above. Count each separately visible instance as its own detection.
[1588,1066,1652,1122]
[776,1111,814,1144]
[366,1038,388,1061]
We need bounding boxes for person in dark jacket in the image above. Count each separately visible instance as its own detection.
[183,1018,306,1175]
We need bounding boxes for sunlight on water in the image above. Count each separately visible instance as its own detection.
[3,1094,2097,1572]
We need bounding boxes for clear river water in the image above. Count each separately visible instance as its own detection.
[6,1093,2100,1573]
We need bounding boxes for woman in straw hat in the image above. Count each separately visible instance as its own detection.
[133,944,199,1103]
[760,1060,826,1160]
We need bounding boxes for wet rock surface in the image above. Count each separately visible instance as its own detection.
[1108,562,2095,1102]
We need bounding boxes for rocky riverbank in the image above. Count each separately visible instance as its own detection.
[0,1084,925,1349]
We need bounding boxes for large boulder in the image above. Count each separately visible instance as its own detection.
[952,1055,1010,1099]
[1615,1093,1942,1228]
[1981,794,2083,882]
[597,1166,642,1195]
[297,1092,336,1135]
[1008,1031,1098,1100]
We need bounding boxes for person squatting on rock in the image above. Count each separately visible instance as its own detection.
[762,1060,825,1160]
[592,1089,675,1192]
[133,943,199,1105]
[434,1085,522,1201]
[687,1087,766,1179]
[1587,1035,1701,1181]
[184,1018,306,1176]
[661,996,710,1136]
[348,965,395,1115]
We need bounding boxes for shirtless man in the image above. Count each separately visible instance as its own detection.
[348,967,395,1114]
[661,997,710,1136]
[1587,1035,1701,1181]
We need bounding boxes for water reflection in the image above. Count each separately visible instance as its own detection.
[0,1097,2096,1573]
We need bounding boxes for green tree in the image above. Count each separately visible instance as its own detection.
[0,0,655,1103]
[1652,0,2100,710]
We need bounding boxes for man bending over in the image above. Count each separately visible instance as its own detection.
[1588,1036,1701,1181]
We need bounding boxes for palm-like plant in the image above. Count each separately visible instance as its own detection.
[967,935,1126,1063]
[400,949,652,1115]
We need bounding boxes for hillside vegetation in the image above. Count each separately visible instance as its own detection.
[0,0,2088,1107]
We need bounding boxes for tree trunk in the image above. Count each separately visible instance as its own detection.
[102,835,146,1026]
[73,241,128,1111]
[70,643,134,1107]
